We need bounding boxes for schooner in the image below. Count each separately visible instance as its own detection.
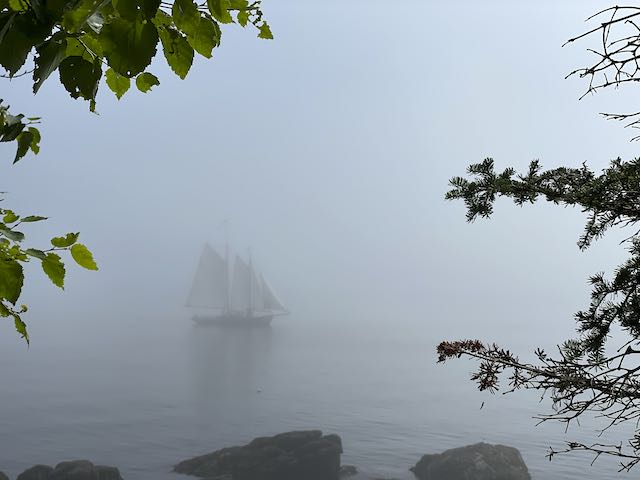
[186,243,289,326]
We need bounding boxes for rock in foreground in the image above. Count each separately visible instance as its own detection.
[410,442,530,480]
[174,430,343,480]
[16,461,123,480]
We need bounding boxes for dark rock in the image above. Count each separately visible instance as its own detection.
[322,434,343,453]
[94,466,122,480]
[175,430,343,480]
[50,461,98,480]
[16,461,123,480]
[0,470,9,480]
[248,430,322,451]
[17,465,53,480]
[339,465,357,477]
[410,442,530,480]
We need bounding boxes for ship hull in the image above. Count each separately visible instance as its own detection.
[192,313,273,327]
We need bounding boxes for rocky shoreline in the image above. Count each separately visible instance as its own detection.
[1,430,531,480]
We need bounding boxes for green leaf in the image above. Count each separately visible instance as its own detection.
[25,248,46,259]
[0,12,14,45]
[51,232,79,248]
[237,10,249,27]
[141,0,162,19]
[113,0,160,20]
[258,21,273,40]
[28,127,40,154]
[229,0,249,8]
[21,215,47,222]
[172,0,200,34]
[43,0,74,18]
[66,34,102,60]
[3,211,18,223]
[62,0,105,32]
[105,67,131,99]
[135,71,159,92]
[13,314,28,344]
[112,0,140,20]
[186,16,220,58]
[0,225,24,242]
[172,0,221,58]
[27,0,47,22]
[0,302,10,317]
[100,17,159,77]
[0,258,23,304]
[14,129,33,163]
[207,0,233,23]
[41,252,65,289]
[0,112,25,142]
[58,56,102,103]
[8,0,28,12]
[70,243,98,270]
[33,32,68,94]
[0,12,42,76]
[158,27,193,79]
[152,9,172,28]
[9,246,27,261]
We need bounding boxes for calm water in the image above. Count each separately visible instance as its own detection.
[0,308,630,480]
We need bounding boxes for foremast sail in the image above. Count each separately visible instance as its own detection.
[186,244,228,309]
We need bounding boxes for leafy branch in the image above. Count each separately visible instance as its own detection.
[0,204,98,344]
[437,339,640,472]
[443,157,640,468]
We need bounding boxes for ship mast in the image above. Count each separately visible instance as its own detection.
[221,219,231,313]
[247,247,253,317]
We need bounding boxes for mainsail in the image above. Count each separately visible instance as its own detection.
[186,244,228,309]
[230,254,251,311]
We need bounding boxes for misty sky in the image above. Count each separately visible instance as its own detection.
[1,0,639,353]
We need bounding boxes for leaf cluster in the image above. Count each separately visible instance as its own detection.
[0,202,97,343]
[0,99,40,163]
[0,0,272,155]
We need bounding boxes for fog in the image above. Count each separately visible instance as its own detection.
[1,1,639,479]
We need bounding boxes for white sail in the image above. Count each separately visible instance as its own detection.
[260,273,287,313]
[186,244,228,309]
[230,255,251,311]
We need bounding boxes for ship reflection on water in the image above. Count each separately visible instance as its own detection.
[187,325,274,433]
